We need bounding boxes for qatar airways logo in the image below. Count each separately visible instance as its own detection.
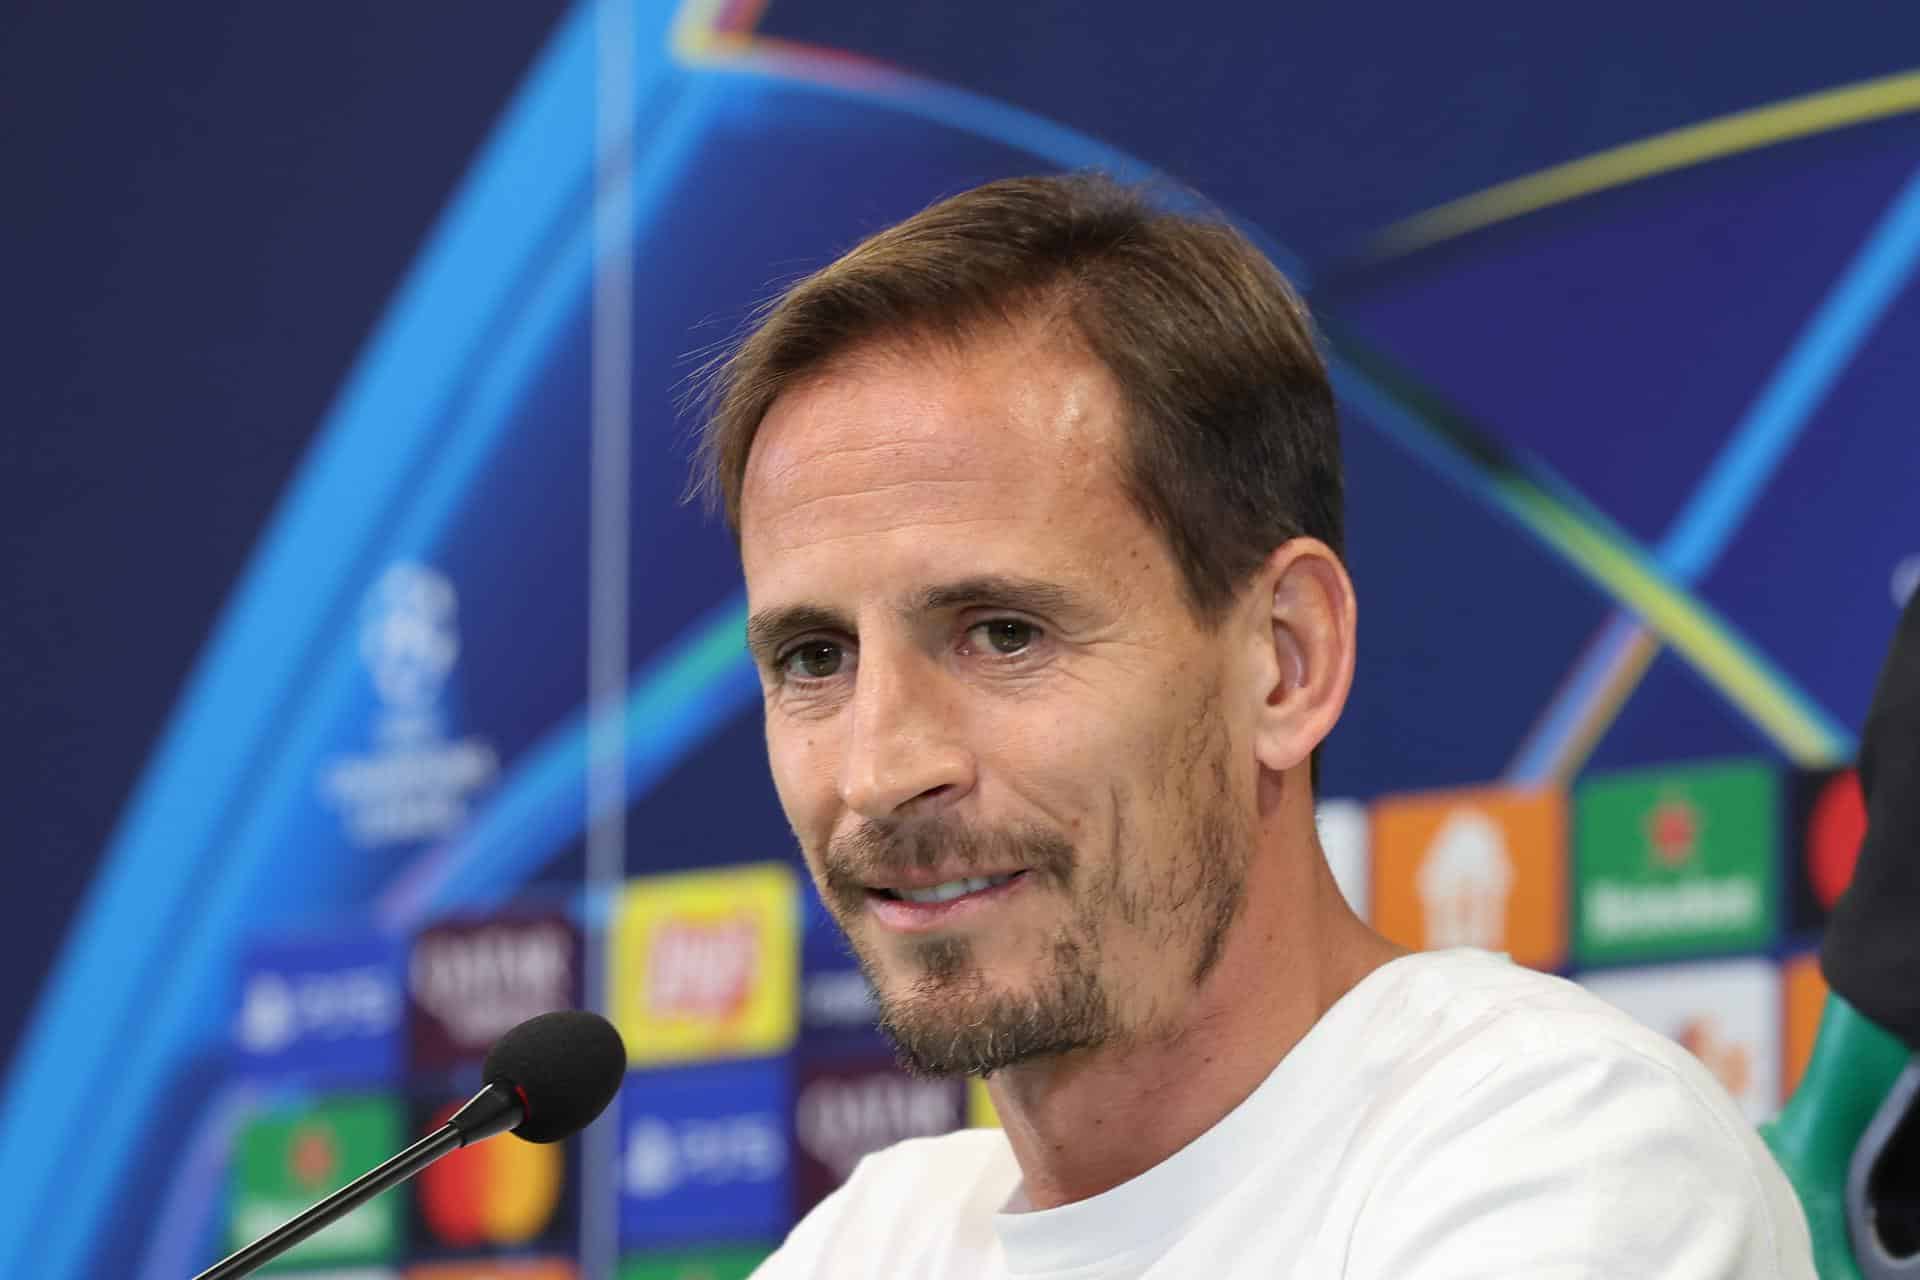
[648,916,761,1020]
[795,1073,959,1179]
[410,922,575,1047]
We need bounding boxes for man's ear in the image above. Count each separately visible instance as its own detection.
[1247,538,1357,775]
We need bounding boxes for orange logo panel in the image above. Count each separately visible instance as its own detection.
[1782,951,1828,1101]
[1371,786,1567,970]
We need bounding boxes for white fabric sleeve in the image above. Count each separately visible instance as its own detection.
[747,1174,861,1279]
[1340,1040,1812,1279]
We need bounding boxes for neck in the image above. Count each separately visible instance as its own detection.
[982,804,1405,1210]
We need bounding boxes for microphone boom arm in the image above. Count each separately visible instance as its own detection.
[192,1082,522,1280]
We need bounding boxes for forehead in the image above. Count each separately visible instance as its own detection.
[738,328,1151,584]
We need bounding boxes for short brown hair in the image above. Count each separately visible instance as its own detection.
[694,172,1341,627]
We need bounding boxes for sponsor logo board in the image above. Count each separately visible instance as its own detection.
[617,1245,772,1280]
[799,964,879,1041]
[1785,768,1864,939]
[1371,786,1567,969]
[798,884,886,1055]
[1316,799,1370,922]
[792,1053,965,1214]
[409,913,581,1070]
[411,1094,571,1255]
[406,1263,575,1279]
[235,933,406,1083]
[1579,956,1782,1123]
[612,865,799,1067]
[969,1079,1000,1130]
[619,1058,792,1249]
[1782,950,1829,1101]
[1574,760,1777,964]
[228,1094,404,1269]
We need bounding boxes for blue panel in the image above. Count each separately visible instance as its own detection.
[618,1058,794,1248]
[232,932,408,1085]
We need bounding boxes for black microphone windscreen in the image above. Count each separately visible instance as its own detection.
[1823,590,1920,1051]
[482,1009,627,1144]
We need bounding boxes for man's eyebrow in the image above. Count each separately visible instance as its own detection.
[745,577,1092,663]
[745,604,849,663]
[907,575,1089,619]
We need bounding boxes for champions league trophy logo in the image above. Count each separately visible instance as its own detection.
[360,563,461,728]
[319,562,499,849]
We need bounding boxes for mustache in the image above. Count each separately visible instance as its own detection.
[820,818,1076,910]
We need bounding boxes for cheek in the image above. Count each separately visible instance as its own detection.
[1013,694,1165,786]
[985,710,1125,844]
[764,724,840,841]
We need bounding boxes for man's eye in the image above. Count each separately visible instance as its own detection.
[970,619,1038,656]
[780,642,845,681]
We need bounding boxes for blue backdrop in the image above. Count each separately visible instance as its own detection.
[4,2,1918,1275]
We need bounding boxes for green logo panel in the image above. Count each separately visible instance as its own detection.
[228,1093,404,1270]
[619,1244,773,1280]
[1574,759,1778,964]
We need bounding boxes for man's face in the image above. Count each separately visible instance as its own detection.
[739,326,1255,1076]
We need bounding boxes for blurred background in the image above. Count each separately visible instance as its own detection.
[5,1,1919,1276]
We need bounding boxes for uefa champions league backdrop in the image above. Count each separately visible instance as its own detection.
[5,2,1920,1276]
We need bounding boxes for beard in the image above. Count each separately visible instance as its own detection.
[813,690,1249,1079]
[820,818,1107,1077]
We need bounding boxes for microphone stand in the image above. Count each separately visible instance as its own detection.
[193,1082,522,1280]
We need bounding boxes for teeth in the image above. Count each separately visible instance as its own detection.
[897,873,1015,905]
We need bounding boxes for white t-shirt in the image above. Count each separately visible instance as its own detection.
[753,949,1814,1278]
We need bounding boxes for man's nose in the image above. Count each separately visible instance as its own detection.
[838,646,975,821]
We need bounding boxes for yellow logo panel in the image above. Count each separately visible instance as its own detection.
[611,863,799,1066]
[967,1078,1000,1129]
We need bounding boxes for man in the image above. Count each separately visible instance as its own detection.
[695,174,1814,1277]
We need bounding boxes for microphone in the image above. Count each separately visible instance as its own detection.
[1810,592,1920,1269]
[1824,589,1920,1051]
[194,1008,626,1280]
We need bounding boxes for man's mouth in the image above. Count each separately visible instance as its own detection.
[871,871,1025,905]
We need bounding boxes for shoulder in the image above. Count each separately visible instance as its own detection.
[753,1128,1016,1277]
[1338,951,1813,1278]
[1358,949,1754,1096]
[1363,950,1792,1196]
